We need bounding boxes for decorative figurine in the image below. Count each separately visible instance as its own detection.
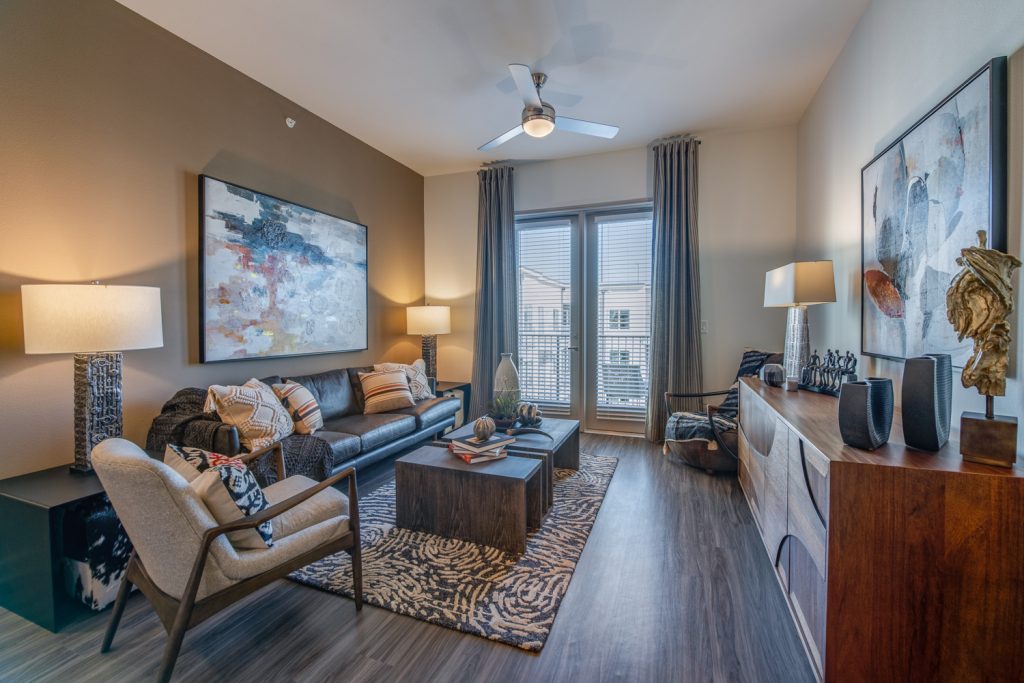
[946,230,1022,467]
[516,401,542,426]
[798,348,857,397]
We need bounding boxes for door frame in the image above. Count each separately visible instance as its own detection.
[515,199,653,434]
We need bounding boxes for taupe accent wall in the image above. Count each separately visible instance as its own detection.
[0,0,425,477]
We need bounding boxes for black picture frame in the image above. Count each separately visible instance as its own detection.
[199,174,369,363]
[860,57,1007,363]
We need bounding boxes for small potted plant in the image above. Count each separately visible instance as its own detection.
[489,392,520,429]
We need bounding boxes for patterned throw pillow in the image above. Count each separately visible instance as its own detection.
[163,443,238,482]
[272,381,324,434]
[190,460,273,549]
[373,359,434,400]
[204,378,294,451]
[358,369,415,414]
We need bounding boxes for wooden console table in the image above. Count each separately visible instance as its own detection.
[738,377,1023,682]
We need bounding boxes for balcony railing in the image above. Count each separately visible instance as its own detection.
[518,332,650,414]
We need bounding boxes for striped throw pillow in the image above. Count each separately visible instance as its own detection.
[358,369,415,414]
[273,381,324,434]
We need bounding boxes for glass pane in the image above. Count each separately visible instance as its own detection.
[595,214,652,418]
[517,219,573,409]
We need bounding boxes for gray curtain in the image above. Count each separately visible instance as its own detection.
[470,165,518,419]
[646,137,703,442]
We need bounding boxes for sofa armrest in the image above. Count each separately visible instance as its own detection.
[180,420,240,456]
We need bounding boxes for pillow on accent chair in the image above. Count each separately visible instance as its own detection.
[272,380,324,434]
[373,359,434,400]
[204,378,294,450]
[358,369,416,414]
[190,460,273,549]
[163,443,239,482]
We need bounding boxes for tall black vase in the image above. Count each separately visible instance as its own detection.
[901,353,952,451]
[838,378,894,450]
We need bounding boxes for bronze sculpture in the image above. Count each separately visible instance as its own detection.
[945,230,1021,466]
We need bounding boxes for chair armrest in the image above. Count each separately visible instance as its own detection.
[203,466,358,542]
[236,442,286,481]
[664,390,731,416]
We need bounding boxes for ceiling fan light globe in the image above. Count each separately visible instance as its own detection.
[523,116,555,138]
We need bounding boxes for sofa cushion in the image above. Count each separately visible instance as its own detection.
[313,430,362,466]
[392,396,460,430]
[323,414,417,452]
[262,474,348,541]
[358,369,416,414]
[284,369,358,421]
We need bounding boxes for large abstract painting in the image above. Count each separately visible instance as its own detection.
[200,176,368,362]
[861,58,1006,363]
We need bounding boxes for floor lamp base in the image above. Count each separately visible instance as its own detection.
[73,352,124,473]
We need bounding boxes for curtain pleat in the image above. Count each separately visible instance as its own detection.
[646,138,703,441]
[470,165,517,419]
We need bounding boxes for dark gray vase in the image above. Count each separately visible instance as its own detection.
[838,377,894,450]
[901,353,952,451]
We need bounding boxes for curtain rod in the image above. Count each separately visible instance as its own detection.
[648,134,701,147]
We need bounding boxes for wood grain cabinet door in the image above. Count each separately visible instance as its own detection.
[784,433,830,677]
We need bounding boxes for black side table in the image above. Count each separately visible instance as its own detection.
[0,465,105,631]
[436,380,472,428]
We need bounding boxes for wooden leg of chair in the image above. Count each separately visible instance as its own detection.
[100,563,134,653]
[157,600,194,683]
[350,543,363,611]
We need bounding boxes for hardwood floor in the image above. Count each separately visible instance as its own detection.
[0,434,814,682]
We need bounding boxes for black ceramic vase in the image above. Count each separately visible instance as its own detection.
[901,353,952,451]
[838,377,894,450]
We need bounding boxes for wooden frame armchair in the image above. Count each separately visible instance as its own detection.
[663,349,783,474]
[92,439,362,683]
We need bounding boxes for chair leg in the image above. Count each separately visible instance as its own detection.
[157,600,194,683]
[100,566,134,653]
[349,543,363,611]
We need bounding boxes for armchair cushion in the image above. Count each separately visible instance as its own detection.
[263,475,349,540]
[191,461,274,549]
[163,443,238,482]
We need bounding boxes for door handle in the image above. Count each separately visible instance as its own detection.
[568,346,579,351]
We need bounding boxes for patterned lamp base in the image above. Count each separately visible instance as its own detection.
[421,334,438,379]
[72,352,123,473]
[783,305,810,378]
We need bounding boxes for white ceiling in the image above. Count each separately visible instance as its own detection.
[115,0,868,176]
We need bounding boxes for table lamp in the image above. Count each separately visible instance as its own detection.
[22,283,163,473]
[406,305,450,380]
[763,261,836,379]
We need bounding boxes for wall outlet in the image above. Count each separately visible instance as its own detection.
[700,320,708,334]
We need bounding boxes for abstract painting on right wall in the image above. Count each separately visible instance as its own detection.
[861,57,1007,363]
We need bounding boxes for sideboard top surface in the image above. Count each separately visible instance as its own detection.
[739,377,1024,477]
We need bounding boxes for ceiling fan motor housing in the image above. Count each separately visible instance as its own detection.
[522,102,556,137]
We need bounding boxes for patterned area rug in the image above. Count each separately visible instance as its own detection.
[290,453,617,651]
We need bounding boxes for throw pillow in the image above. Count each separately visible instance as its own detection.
[358,369,415,414]
[190,460,273,549]
[205,378,294,451]
[163,443,239,482]
[272,381,324,434]
[373,359,434,400]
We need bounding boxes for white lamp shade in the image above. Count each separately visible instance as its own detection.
[763,261,836,307]
[406,305,451,335]
[22,284,164,354]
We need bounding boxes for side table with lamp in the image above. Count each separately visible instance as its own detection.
[0,283,163,631]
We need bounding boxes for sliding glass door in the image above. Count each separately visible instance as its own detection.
[516,206,653,434]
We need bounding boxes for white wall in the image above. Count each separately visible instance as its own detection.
[797,0,1024,443]
[424,126,799,390]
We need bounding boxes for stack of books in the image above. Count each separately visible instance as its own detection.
[448,434,516,464]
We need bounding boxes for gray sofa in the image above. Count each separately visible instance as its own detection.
[147,366,459,483]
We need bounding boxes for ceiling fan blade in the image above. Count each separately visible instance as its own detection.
[555,117,619,139]
[508,64,542,108]
[478,125,525,151]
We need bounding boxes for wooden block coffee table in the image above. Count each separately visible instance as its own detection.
[395,445,546,554]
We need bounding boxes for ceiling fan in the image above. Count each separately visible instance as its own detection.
[478,64,620,151]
